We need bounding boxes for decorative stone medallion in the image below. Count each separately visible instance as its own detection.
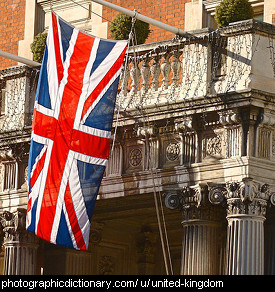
[206,135,222,156]
[129,148,142,167]
[166,142,180,161]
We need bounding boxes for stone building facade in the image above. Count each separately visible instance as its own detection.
[0,0,274,275]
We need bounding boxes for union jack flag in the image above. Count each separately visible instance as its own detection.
[26,11,127,250]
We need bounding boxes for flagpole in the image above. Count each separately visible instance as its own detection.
[0,50,41,67]
[92,0,190,38]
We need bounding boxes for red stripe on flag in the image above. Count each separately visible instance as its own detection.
[26,197,32,219]
[32,109,57,140]
[70,129,111,159]
[36,31,95,243]
[81,46,127,120]
[64,184,86,250]
[51,12,64,84]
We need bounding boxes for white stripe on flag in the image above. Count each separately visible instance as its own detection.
[73,37,100,130]
[53,28,79,119]
[34,139,54,234]
[26,169,43,229]
[86,41,127,99]
[73,151,108,166]
[55,14,64,64]
[35,102,55,118]
[50,150,74,244]
[81,68,122,125]
[46,14,59,111]
[68,159,91,249]
[29,144,47,179]
[78,124,111,139]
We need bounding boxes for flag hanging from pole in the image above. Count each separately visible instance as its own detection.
[26,11,127,250]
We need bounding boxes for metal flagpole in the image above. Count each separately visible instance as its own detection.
[92,0,190,38]
[0,50,41,67]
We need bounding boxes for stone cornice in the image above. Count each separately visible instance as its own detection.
[220,19,275,37]
[116,89,275,127]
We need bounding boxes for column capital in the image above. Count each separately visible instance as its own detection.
[164,184,225,223]
[0,208,39,247]
[225,177,272,219]
[164,178,274,220]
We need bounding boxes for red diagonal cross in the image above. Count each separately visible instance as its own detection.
[31,32,112,249]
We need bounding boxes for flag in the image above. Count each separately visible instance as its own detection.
[26,11,127,250]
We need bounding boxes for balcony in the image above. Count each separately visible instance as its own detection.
[116,19,275,122]
[102,19,275,197]
[0,19,274,203]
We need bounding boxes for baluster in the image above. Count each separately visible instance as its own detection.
[130,61,140,95]
[160,53,171,90]
[150,55,161,91]
[120,65,129,96]
[140,57,150,93]
[171,50,181,88]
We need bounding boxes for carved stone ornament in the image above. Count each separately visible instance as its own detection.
[0,209,39,247]
[164,178,273,220]
[225,177,271,217]
[90,222,104,246]
[136,125,158,139]
[218,110,240,126]
[129,148,142,167]
[0,149,14,162]
[166,142,180,161]
[175,116,193,132]
[136,225,156,264]
[98,256,114,275]
[180,184,224,222]
[164,191,182,210]
[206,135,222,156]
[208,183,227,205]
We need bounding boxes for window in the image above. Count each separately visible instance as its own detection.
[3,162,17,191]
[252,3,264,22]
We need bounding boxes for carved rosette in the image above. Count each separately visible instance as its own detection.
[166,142,180,161]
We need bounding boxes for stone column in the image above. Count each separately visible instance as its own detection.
[165,184,226,275]
[181,185,226,275]
[224,178,271,275]
[0,208,39,275]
